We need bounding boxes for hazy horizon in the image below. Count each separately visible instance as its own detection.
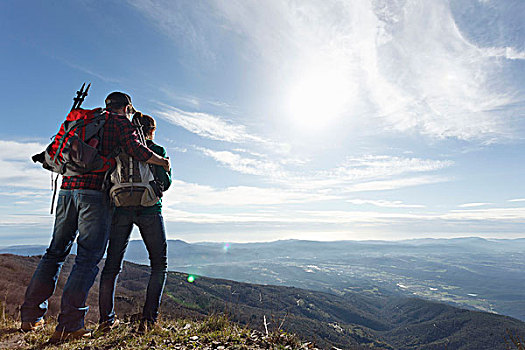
[2,235,524,248]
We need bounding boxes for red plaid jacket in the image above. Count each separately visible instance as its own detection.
[61,112,153,190]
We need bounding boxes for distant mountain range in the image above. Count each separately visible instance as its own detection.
[1,253,524,349]
[2,237,524,322]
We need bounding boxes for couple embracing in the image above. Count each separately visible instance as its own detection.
[20,91,172,343]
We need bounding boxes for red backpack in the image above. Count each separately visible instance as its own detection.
[40,108,115,176]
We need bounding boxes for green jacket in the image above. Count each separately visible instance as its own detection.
[115,140,172,215]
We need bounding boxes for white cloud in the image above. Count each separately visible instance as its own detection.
[481,46,525,60]
[127,1,523,142]
[53,56,121,83]
[0,190,48,198]
[155,105,266,144]
[0,214,52,226]
[197,148,453,193]
[163,180,336,207]
[162,208,278,224]
[158,87,236,111]
[290,155,453,191]
[458,202,493,208]
[508,198,525,203]
[344,176,449,193]
[210,0,521,141]
[445,207,525,221]
[161,206,525,226]
[347,199,425,208]
[154,104,294,154]
[320,155,452,181]
[0,140,51,190]
[197,147,287,178]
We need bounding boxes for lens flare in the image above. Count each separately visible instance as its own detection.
[187,275,196,283]
[223,243,230,253]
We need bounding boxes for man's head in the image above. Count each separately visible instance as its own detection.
[105,92,135,118]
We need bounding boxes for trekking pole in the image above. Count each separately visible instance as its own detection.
[32,83,90,164]
[132,116,148,145]
[71,82,91,111]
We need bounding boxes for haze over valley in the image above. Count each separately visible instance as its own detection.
[3,237,524,322]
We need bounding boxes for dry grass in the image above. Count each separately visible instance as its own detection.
[0,313,308,350]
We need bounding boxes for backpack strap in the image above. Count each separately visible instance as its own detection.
[132,118,164,192]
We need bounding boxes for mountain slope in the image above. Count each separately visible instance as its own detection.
[3,237,524,322]
[1,254,524,349]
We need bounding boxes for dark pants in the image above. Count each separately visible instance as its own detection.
[99,210,167,324]
[21,189,111,332]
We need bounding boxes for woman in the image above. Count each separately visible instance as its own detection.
[98,112,171,333]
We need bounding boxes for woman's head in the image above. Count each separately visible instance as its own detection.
[132,112,156,140]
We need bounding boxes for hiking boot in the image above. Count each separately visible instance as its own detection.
[48,328,92,344]
[95,318,120,335]
[137,320,156,335]
[21,319,45,332]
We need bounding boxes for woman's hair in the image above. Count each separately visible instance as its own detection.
[132,112,156,140]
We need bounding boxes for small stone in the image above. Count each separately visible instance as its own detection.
[184,323,192,330]
[190,335,199,341]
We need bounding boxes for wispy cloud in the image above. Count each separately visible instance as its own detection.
[344,176,449,193]
[125,0,220,62]
[157,87,236,111]
[155,104,271,145]
[54,57,121,84]
[347,199,425,208]
[508,198,525,203]
[481,47,525,60]
[458,202,493,208]
[286,156,453,192]
[315,156,453,183]
[0,214,52,226]
[210,0,522,142]
[163,180,336,207]
[197,147,287,179]
[126,0,523,142]
[197,148,453,193]
[0,140,51,190]
[161,206,525,226]
[0,190,48,198]
[444,207,525,221]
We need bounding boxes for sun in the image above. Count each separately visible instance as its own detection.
[286,68,352,131]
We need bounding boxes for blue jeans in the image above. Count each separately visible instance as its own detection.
[99,210,167,324]
[21,189,111,332]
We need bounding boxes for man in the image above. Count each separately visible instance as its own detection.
[99,112,171,334]
[20,92,170,343]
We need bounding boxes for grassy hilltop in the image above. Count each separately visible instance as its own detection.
[0,313,310,350]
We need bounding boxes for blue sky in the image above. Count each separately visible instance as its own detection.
[1,0,524,245]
